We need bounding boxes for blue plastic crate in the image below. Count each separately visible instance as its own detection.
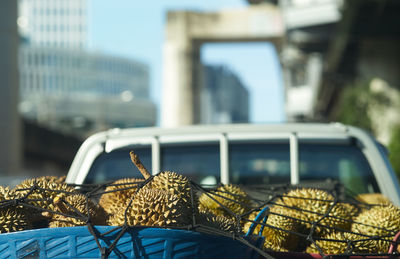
[0,226,260,258]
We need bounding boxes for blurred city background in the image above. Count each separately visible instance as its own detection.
[0,0,399,182]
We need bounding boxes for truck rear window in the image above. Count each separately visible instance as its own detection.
[85,147,152,184]
[84,141,380,194]
[160,144,220,184]
[298,143,379,194]
[229,143,290,185]
[85,144,220,185]
[229,142,379,194]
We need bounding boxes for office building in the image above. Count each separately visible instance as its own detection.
[201,65,249,124]
[19,46,156,135]
[17,0,156,136]
[18,0,87,48]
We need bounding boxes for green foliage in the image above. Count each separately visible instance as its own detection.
[388,125,400,177]
[336,81,373,132]
[335,80,400,179]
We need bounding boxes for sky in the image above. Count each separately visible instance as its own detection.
[88,0,285,125]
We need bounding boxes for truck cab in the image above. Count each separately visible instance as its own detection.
[65,123,400,205]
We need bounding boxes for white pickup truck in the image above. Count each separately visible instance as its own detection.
[65,123,400,205]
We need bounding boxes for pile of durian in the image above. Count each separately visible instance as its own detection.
[0,151,399,257]
[240,188,400,255]
[0,175,107,232]
[0,151,242,235]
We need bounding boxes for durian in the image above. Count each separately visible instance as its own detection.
[198,184,251,219]
[351,204,400,253]
[98,178,143,215]
[130,151,196,220]
[306,231,377,255]
[13,177,76,211]
[146,171,192,204]
[0,186,32,233]
[277,188,354,235]
[0,207,31,233]
[36,175,66,184]
[49,193,107,227]
[356,193,392,205]
[145,171,195,222]
[0,186,16,200]
[197,212,237,233]
[11,177,76,227]
[242,205,299,252]
[108,188,190,227]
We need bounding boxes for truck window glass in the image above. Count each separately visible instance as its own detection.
[298,143,379,194]
[160,144,220,185]
[229,143,291,185]
[84,147,151,184]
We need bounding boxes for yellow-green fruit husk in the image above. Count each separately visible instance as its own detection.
[49,194,107,228]
[356,193,392,206]
[146,171,192,204]
[0,186,32,233]
[306,231,378,255]
[99,178,143,215]
[35,175,66,184]
[0,207,32,233]
[278,188,354,235]
[242,205,299,252]
[145,171,195,222]
[0,186,19,205]
[198,184,251,219]
[197,212,237,233]
[0,186,14,199]
[351,204,400,253]
[108,188,190,227]
[13,177,76,212]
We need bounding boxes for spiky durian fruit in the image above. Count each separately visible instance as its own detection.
[351,204,400,253]
[356,193,392,205]
[306,231,377,255]
[197,212,237,233]
[0,186,16,200]
[0,207,32,233]
[11,177,76,227]
[0,186,32,233]
[108,188,190,227]
[13,177,76,211]
[99,178,144,215]
[242,205,299,252]
[35,175,66,184]
[145,171,195,222]
[277,188,354,235]
[49,193,107,228]
[146,172,192,203]
[198,184,251,219]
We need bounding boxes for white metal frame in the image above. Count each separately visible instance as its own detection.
[65,123,400,206]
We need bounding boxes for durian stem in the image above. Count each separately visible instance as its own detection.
[130,150,151,179]
[53,195,69,214]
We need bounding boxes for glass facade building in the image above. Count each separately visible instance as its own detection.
[17,0,157,136]
[201,65,249,124]
[18,0,87,49]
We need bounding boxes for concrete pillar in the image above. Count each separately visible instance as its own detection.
[162,12,197,127]
[0,0,22,175]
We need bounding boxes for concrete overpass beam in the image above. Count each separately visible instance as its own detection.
[161,5,285,128]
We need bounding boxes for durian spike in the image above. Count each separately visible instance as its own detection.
[130,150,151,179]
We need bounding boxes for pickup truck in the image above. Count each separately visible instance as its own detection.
[65,123,400,205]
